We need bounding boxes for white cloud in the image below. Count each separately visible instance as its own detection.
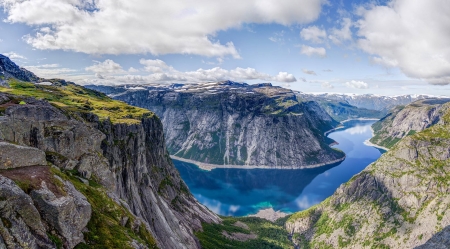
[356,0,450,85]
[24,64,77,78]
[345,80,369,89]
[328,17,352,45]
[321,82,334,89]
[128,67,139,73]
[300,45,326,57]
[139,59,171,73]
[273,72,296,82]
[4,51,26,60]
[85,59,125,74]
[84,58,297,84]
[2,0,326,58]
[302,69,317,75]
[300,26,326,43]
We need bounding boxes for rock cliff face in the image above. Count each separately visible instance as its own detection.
[0,54,219,249]
[285,102,450,248]
[87,82,345,168]
[370,98,450,148]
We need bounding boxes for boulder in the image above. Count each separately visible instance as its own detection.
[31,179,91,249]
[0,142,47,169]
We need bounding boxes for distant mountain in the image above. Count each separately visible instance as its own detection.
[298,93,385,122]
[304,93,434,112]
[87,82,345,169]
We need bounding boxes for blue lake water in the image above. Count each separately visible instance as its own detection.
[173,120,385,217]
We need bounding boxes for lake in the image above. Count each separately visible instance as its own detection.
[173,120,385,216]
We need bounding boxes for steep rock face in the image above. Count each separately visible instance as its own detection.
[0,89,219,248]
[370,98,450,149]
[98,116,220,249]
[285,111,450,248]
[88,82,344,168]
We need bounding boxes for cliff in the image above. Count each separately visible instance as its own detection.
[285,100,450,248]
[87,82,345,169]
[0,55,219,249]
[370,98,450,149]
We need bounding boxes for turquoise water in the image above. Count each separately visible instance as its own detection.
[173,120,384,216]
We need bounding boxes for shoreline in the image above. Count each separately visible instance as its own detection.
[340,118,380,123]
[364,126,390,151]
[170,155,346,171]
[363,139,389,151]
[171,118,381,171]
[246,208,289,222]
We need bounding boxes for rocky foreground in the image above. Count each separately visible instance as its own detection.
[0,54,219,249]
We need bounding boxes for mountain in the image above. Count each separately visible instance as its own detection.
[306,93,434,112]
[298,93,385,122]
[285,99,450,248]
[370,98,450,149]
[0,55,219,249]
[86,83,345,169]
[0,54,40,84]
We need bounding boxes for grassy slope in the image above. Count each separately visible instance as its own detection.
[196,216,294,249]
[0,79,153,124]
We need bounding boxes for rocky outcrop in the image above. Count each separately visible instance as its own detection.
[0,175,54,249]
[370,98,450,148]
[0,142,47,169]
[87,82,344,168]
[285,106,450,248]
[31,179,91,249]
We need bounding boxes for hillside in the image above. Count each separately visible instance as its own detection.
[370,98,450,149]
[87,83,345,169]
[285,100,450,248]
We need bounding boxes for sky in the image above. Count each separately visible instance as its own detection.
[1,0,450,96]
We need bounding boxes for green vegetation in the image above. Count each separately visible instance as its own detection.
[196,216,293,249]
[51,168,158,249]
[0,79,153,124]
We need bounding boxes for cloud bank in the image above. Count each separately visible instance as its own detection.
[357,0,450,85]
[2,0,326,58]
[84,59,297,84]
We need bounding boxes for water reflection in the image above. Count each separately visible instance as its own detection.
[174,120,384,216]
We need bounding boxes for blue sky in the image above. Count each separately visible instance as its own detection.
[1,0,449,96]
